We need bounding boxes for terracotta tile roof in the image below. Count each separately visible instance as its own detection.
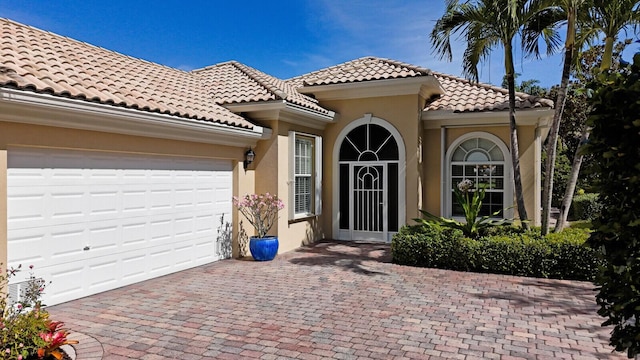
[427,72,554,113]
[287,56,432,87]
[287,56,552,113]
[0,18,254,129]
[194,61,332,116]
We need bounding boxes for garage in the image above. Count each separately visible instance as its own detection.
[7,147,233,305]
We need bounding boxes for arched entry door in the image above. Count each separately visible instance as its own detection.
[334,117,405,242]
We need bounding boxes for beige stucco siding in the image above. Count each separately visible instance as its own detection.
[233,160,254,258]
[0,149,6,271]
[319,95,424,237]
[0,122,245,160]
[423,128,442,216]
[249,119,325,254]
[518,125,540,225]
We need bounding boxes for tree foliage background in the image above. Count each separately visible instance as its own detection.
[586,53,640,358]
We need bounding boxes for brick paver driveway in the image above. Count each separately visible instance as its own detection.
[49,241,623,359]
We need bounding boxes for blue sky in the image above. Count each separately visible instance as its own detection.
[1,1,636,89]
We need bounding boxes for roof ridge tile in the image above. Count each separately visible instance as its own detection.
[230,61,287,100]
[287,56,431,87]
[193,60,332,116]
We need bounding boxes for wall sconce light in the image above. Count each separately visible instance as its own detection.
[244,148,255,170]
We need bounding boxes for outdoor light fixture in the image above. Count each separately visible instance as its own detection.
[244,148,255,170]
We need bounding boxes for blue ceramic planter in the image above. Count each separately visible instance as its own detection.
[249,236,279,261]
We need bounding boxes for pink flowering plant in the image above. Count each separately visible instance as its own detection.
[1,264,77,360]
[232,193,285,238]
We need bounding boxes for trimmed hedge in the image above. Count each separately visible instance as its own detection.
[571,193,602,221]
[391,225,603,281]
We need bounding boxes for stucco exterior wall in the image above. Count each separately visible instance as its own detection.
[423,128,442,215]
[250,119,325,254]
[319,95,424,238]
[0,149,6,271]
[233,161,255,258]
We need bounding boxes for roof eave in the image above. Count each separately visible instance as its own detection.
[0,88,269,147]
[298,76,441,101]
[421,107,554,129]
[224,100,337,130]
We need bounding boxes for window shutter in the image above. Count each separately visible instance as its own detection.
[288,131,296,220]
[314,135,322,216]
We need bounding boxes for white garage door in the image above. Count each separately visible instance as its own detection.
[7,148,233,305]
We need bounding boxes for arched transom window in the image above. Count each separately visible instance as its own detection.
[450,137,506,217]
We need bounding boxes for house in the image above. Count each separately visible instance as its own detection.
[0,18,553,305]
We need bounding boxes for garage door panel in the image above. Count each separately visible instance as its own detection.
[121,254,146,282]
[175,171,196,182]
[175,188,197,209]
[174,216,195,238]
[173,243,196,268]
[87,168,120,184]
[8,148,233,306]
[149,245,173,274]
[121,170,149,184]
[9,225,84,272]
[121,221,148,249]
[47,264,86,304]
[122,185,149,215]
[195,238,219,263]
[6,168,47,187]
[195,188,215,208]
[148,216,173,242]
[7,187,47,229]
[4,230,46,274]
[149,186,174,214]
[87,224,120,252]
[50,189,85,223]
[195,213,216,235]
[86,256,120,291]
[49,228,86,263]
[87,188,120,219]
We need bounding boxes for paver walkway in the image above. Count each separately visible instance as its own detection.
[49,241,623,359]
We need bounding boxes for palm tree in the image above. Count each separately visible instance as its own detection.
[588,0,640,71]
[541,0,588,236]
[431,0,561,228]
[554,0,640,231]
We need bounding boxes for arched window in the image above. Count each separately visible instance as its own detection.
[448,134,510,217]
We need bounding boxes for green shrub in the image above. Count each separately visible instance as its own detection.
[391,225,603,281]
[476,233,551,277]
[391,224,470,270]
[569,220,593,230]
[571,193,602,221]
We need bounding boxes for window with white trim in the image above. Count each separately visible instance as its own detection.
[450,137,506,217]
[290,132,322,219]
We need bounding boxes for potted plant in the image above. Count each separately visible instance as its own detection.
[232,193,284,261]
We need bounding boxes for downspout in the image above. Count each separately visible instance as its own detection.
[440,126,446,216]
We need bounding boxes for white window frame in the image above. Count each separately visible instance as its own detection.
[443,132,514,219]
[289,131,322,219]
